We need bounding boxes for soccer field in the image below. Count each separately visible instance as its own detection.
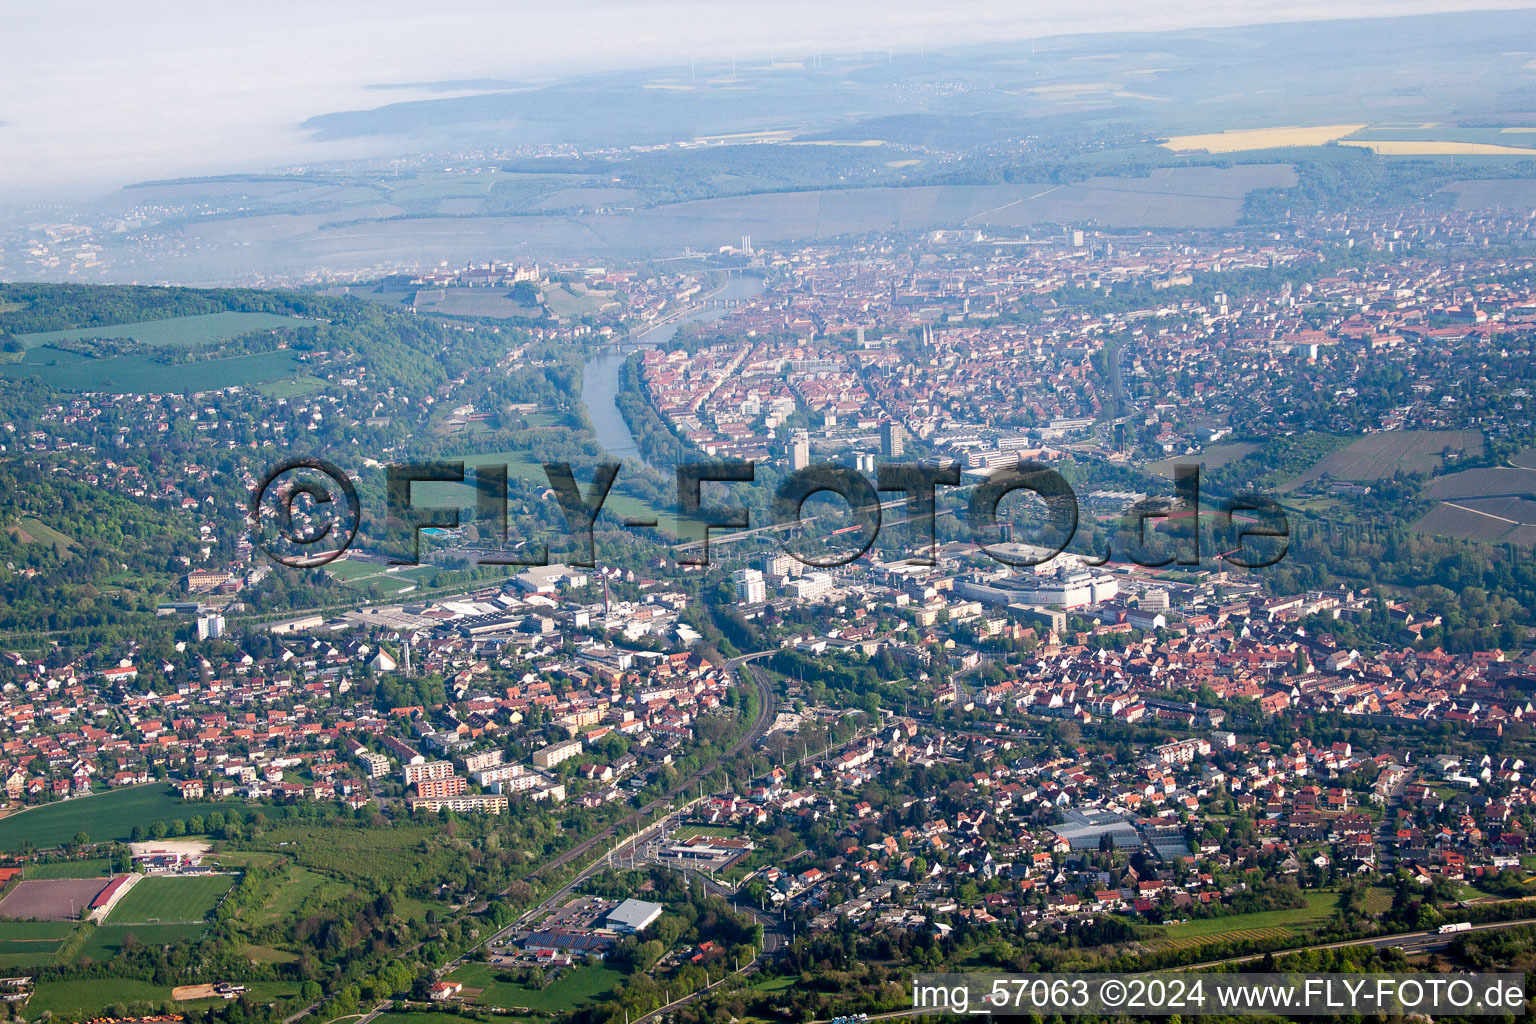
[105,875,234,924]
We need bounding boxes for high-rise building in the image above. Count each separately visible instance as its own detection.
[881,421,906,458]
[733,568,766,605]
[415,775,467,800]
[403,760,455,785]
[790,431,810,471]
[195,614,224,640]
[761,553,799,579]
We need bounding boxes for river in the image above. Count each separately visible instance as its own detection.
[580,272,766,466]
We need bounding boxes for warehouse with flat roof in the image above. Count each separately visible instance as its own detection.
[606,898,663,934]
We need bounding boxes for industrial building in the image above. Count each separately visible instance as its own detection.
[605,898,663,934]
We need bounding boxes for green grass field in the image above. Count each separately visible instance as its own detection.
[0,784,246,851]
[23,858,111,879]
[10,516,76,556]
[0,348,302,394]
[380,1013,508,1024]
[0,920,75,941]
[0,343,302,393]
[252,865,353,925]
[748,974,797,993]
[26,977,172,1016]
[1153,890,1341,944]
[0,921,76,970]
[328,560,438,593]
[675,825,743,839]
[27,977,300,1018]
[241,943,299,964]
[75,922,206,963]
[15,312,301,349]
[344,573,428,596]
[324,558,395,580]
[248,821,467,893]
[258,373,330,399]
[0,920,74,961]
[106,875,234,924]
[447,961,626,1011]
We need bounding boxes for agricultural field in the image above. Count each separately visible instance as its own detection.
[1340,139,1536,155]
[1444,178,1536,210]
[1413,452,1536,543]
[0,347,302,394]
[1161,123,1366,153]
[447,961,627,1012]
[1423,464,1536,500]
[543,284,617,319]
[0,878,111,920]
[1412,500,1536,545]
[1147,442,1259,477]
[0,783,246,851]
[7,515,77,556]
[411,289,544,320]
[1361,887,1395,914]
[1151,924,1304,953]
[1150,890,1340,946]
[1280,429,1483,492]
[532,187,642,211]
[105,875,234,924]
[14,311,301,349]
[323,166,1300,269]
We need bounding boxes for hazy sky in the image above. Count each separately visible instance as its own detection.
[2,0,1532,201]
